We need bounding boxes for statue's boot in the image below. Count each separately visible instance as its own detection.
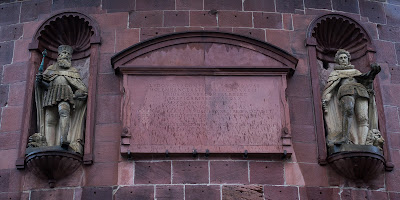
[338,96,355,144]
[58,102,70,149]
[359,124,369,145]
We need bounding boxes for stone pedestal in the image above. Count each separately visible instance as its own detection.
[25,146,82,188]
[327,144,385,181]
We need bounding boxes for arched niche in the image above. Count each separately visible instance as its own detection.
[112,31,298,157]
[16,11,101,169]
[306,14,393,171]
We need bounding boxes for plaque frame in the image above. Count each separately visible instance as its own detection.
[112,31,298,157]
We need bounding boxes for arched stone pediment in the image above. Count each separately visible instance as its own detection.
[112,31,298,75]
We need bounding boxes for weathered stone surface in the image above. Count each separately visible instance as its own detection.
[299,187,340,200]
[0,106,22,133]
[140,27,174,41]
[135,161,171,184]
[210,161,248,184]
[287,75,312,98]
[20,0,51,23]
[0,41,14,66]
[222,185,264,200]
[204,0,242,10]
[332,0,359,13]
[218,11,252,27]
[117,161,133,185]
[291,125,316,143]
[253,12,282,29]
[283,14,293,30]
[304,0,332,9]
[0,3,20,26]
[98,31,115,53]
[249,162,284,184]
[0,192,21,200]
[374,40,397,65]
[172,161,208,184]
[164,11,190,27]
[243,0,275,12]
[95,123,122,142]
[232,28,265,41]
[289,98,314,125]
[12,39,30,63]
[341,189,388,200]
[97,73,121,95]
[298,163,329,186]
[129,11,163,28]
[0,132,19,150]
[0,24,22,42]
[385,4,400,26]
[185,185,220,200]
[378,25,400,42]
[81,187,113,200]
[85,163,118,186]
[190,11,218,27]
[156,185,184,200]
[31,189,74,200]
[96,95,121,124]
[176,0,203,10]
[52,0,100,10]
[92,12,129,31]
[114,186,154,200]
[276,0,303,13]
[293,142,318,163]
[0,84,8,107]
[94,141,120,162]
[384,106,400,132]
[359,0,386,24]
[264,186,299,200]
[136,0,175,10]
[266,30,291,52]
[102,0,135,12]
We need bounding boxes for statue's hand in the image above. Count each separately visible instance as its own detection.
[36,73,43,83]
[74,90,88,100]
[370,63,381,75]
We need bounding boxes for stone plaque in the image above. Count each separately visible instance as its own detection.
[121,75,290,154]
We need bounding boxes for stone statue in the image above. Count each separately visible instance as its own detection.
[28,45,88,154]
[322,49,384,151]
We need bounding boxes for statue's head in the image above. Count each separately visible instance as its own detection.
[334,49,351,66]
[57,45,73,68]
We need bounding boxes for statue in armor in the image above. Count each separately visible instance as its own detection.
[322,49,384,150]
[29,45,87,154]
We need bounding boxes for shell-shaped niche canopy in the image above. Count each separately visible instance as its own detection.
[33,12,99,60]
[310,15,373,63]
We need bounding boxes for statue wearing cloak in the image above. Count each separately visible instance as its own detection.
[322,49,383,150]
[29,45,87,154]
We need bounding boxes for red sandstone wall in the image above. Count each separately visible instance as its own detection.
[0,0,400,199]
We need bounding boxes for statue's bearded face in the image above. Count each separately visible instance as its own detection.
[57,50,72,68]
[338,53,349,66]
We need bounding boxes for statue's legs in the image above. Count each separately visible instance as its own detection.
[355,98,369,145]
[44,106,58,146]
[340,96,355,144]
[58,102,71,149]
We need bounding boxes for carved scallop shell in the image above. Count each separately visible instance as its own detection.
[311,16,372,62]
[36,14,95,60]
